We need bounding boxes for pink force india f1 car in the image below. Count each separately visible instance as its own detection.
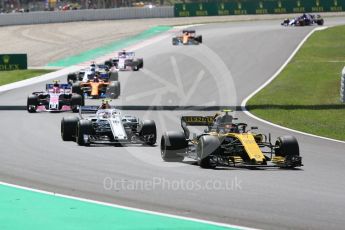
[27,80,84,113]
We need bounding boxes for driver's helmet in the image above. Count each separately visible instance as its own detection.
[99,100,111,109]
[214,113,235,133]
[52,81,60,93]
[121,50,126,56]
[52,86,60,93]
[93,76,99,82]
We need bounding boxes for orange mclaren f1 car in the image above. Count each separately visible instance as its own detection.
[172,30,202,45]
[72,77,120,99]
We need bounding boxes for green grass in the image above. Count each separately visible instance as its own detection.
[247,25,345,141]
[0,69,53,86]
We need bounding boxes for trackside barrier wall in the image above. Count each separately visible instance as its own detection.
[0,54,27,71]
[174,0,345,17]
[341,67,345,103]
[0,7,174,26]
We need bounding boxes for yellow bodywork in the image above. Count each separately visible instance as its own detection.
[209,132,266,163]
[272,156,285,164]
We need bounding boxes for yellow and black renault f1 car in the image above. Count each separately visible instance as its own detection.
[161,110,302,169]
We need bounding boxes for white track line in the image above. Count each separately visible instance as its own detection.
[0,181,258,230]
[241,26,345,145]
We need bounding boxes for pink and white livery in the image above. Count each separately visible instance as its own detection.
[105,50,143,71]
[27,80,84,113]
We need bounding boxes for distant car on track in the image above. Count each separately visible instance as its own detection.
[281,13,324,26]
[67,63,118,84]
[161,110,303,169]
[27,80,84,113]
[61,104,156,146]
[172,30,202,45]
[105,50,143,71]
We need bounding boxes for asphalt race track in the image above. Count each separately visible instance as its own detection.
[1,18,345,230]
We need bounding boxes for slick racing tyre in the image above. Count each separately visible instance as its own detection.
[172,37,179,45]
[195,35,202,44]
[139,120,157,146]
[113,59,119,68]
[61,116,79,141]
[132,59,143,71]
[104,60,112,68]
[109,71,118,82]
[275,135,300,157]
[317,18,324,25]
[197,135,220,169]
[72,83,82,95]
[133,65,139,71]
[138,59,143,69]
[27,95,38,113]
[275,135,302,168]
[76,120,93,146]
[107,81,120,99]
[160,131,187,162]
[67,73,77,83]
[71,94,83,113]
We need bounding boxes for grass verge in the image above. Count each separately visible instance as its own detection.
[247,25,345,141]
[0,69,53,86]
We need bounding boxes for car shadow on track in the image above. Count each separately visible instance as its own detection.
[82,144,158,148]
[181,160,304,171]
